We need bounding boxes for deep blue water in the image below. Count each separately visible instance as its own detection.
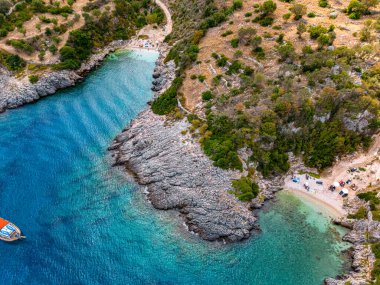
[0,50,349,285]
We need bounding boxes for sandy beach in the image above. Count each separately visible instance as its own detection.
[284,174,347,219]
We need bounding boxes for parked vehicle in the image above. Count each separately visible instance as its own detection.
[348,167,358,173]
[339,188,349,197]
[316,181,323,185]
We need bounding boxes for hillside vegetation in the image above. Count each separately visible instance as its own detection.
[152,0,380,185]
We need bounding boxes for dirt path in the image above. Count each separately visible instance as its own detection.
[127,0,172,49]
[155,0,172,35]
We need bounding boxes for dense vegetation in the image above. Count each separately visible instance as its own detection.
[193,41,379,176]
[230,176,260,201]
[0,50,25,71]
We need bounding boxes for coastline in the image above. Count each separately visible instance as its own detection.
[285,188,345,219]
[0,0,172,113]
[0,39,169,113]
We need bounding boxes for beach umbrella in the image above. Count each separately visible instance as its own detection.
[342,188,349,194]
[333,182,340,187]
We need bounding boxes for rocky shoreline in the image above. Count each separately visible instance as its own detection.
[325,216,378,285]
[109,51,255,242]
[110,50,377,280]
[0,40,159,112]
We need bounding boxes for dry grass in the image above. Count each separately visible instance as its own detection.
[181,0,379,112]
[0,0,107,63]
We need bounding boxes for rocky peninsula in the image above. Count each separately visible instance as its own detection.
[109,108,258,241]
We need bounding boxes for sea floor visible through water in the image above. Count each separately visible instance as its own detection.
[0,49,350,285]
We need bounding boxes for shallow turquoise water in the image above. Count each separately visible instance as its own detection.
[0,50,349,285]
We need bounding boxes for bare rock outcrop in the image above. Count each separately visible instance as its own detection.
[109,109,257,242]
[326,218,379,285]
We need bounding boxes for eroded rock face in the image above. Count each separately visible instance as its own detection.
[109,109,257,242]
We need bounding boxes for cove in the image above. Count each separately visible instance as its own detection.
[0,49,349,285]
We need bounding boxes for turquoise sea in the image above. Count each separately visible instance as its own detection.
[0,50,349,285]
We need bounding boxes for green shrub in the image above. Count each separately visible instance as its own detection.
[373,211,380,221]
[226,60,242,75]
[276,41,296,62]
[290,3,307,20]
[259,16,274,26]
[230,38,239,48]
[347,0,367,19]
[307,12,316,18]
[348,206,367,219]
[221,30,233,37]
[216,54,228,66]
[231,176,260,201]
[1,53,26,71]
[6,39,34,54]
[282,13,292,20]
[371,242,380,259]
[151,77,182,115]
[233,0,243,10]
[309,25,328,39]
[28,75,39,84]
[202,90,213,101]
[357,191,380,210]
[261,0,277,15]
[319,0,328,7]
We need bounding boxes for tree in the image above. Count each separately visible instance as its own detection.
[290,3,307,20]
[297,23,307,38]
[261,0,277,16]
[231,176,260,201]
